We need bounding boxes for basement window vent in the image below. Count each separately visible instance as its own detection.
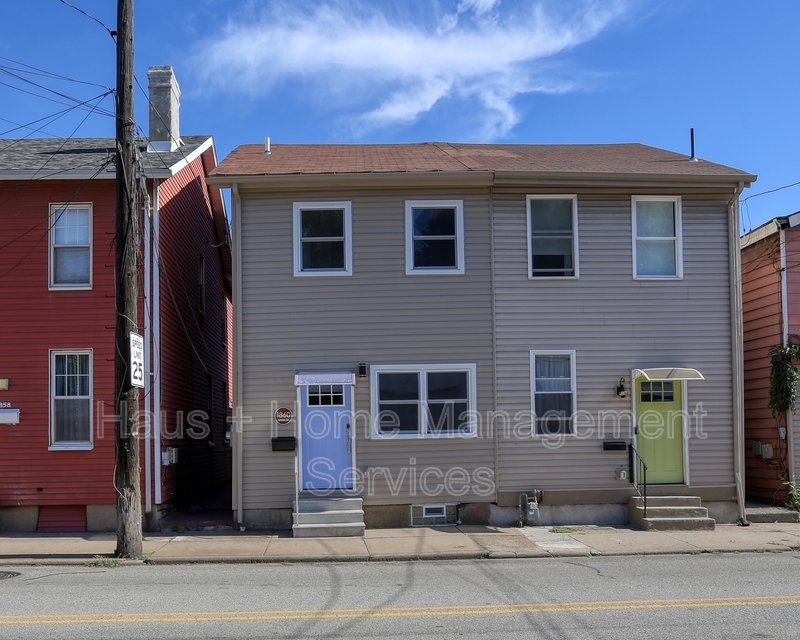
[411,504,457,526]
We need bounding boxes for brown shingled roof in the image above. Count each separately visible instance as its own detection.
[211,141,755,181]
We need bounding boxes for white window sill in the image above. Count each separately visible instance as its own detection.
[405,269,465,276]
[49,443,93,451]
[49,284,93,291]
[633,275,683,281]
[372,432,478,440]
[293,271,353,277]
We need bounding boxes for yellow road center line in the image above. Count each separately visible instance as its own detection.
[1,596,799,625]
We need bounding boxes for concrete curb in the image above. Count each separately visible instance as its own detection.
[0,546,797,566]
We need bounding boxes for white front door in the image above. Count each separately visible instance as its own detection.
[298,381,354,491]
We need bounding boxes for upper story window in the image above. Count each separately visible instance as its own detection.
[405,200,465,275]
[527,195,578,278]
[632,196,682,279]
[531,351,576,436]
[50,350,93,450]
[50,204,92,289]
[371,364,477,438]
[293,202,352,276]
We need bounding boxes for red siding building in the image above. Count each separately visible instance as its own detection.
[742,213,800,503]
[0,66,232,532]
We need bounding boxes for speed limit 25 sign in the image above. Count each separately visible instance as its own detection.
[129,332,145,389]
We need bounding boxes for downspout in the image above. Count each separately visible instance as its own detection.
[729,181,747,524]
[231,183,244,527]
[153,179,163,507]
[489,182,500,505]
[779,227,796,482]
[143,182,152,516]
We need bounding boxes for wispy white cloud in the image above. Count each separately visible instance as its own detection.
[193,1,629,138]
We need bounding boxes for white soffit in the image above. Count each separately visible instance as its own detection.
[294,373,356,386]
[633,368,705,381]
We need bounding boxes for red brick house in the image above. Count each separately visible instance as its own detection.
[0,66,232,532]
[741,213,800,503]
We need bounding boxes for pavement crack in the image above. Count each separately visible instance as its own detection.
[562,561,608,578]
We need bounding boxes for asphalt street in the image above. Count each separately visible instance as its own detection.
[1,553,799,639]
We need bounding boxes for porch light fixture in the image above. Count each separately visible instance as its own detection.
[358,363,368,378]
[615,378,629,398]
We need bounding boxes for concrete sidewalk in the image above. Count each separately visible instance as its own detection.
[2,522,800,566]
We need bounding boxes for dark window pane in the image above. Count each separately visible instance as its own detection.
[427,401,469,433]
[535,393,572,420]
[378,403,419,433]
[301,210,344,238]
[302,241,344,270]
[414,239,456,267]
[54,398,90,441]
[54,247,90,284]
[536,415,572,435]
[378,373,419,401]
[413,208,455,237]
[427,371,468,400]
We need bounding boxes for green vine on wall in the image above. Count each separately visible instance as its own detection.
[768,336,800,417]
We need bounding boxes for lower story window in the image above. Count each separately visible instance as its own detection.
[51,350,92,449]
[371,364,477,437]
[531,351,575,435]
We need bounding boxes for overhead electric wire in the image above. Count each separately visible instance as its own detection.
[57,0,116,39]
[0,56,112,90]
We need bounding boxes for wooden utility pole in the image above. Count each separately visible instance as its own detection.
[114,0,143,558]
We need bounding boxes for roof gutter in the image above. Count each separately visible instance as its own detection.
[729,180,748,525]
[231,182,244,528]
[207,171,496,189]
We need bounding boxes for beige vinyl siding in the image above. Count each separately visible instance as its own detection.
[494,188,735,492]
[238,186,495,509]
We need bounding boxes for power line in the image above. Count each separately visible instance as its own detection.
[0,56,112,90]
[57,0,116,39]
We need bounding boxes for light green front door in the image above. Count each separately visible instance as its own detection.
[635,378,684,484]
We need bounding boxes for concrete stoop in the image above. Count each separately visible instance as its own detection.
[292,496,365,538]
[629,496,716,531]
[745,501,800,523]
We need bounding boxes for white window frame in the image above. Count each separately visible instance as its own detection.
[49,203,93,290]
[370,363,477,438]
[405,200,465,275]
[632,196,683,280]
[49,349,93,450]
[530,350,577,437]
[292,201,353,277]
[526,195,579,279]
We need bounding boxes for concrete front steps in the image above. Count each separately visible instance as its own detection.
[292,495,365,538]
[629,496,716,531]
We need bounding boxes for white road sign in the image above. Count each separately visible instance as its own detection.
[129,332,144,388]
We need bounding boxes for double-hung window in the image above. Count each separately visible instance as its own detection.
[632,196,682,279]
[527,195,578,278]
[50,204,92,289]
[405,200,465,274]
[531,351,576,436]
[50,350,93,449]
[371,364,477,437]
[293,202,352,276]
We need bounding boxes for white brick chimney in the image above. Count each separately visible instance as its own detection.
[147,65,182,152]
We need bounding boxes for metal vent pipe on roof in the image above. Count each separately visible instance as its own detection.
[690,128,698,162]
[265,137,271,155]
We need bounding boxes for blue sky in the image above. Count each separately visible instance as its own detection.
[0,0,797,231]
